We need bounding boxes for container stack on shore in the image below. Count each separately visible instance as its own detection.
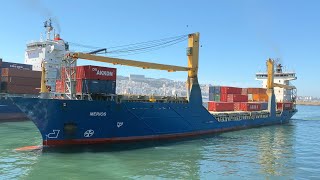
[56,65,117,94]
[0,59,41,95]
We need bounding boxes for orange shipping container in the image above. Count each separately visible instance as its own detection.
[252,94,268,102]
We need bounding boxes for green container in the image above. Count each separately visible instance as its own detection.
[214,94,220,102]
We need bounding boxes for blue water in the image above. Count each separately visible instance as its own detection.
[0,105,319,179]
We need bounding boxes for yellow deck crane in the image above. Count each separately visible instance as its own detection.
[41,33,201,102]
[266,59,296,114]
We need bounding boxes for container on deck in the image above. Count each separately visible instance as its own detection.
[247,88,259,94]
[234,102,241,111]
[220,93,228,102]
[227,94,248,102]
[252,93,268,102]
[241,88,248,95]
[76,65,116,80]
[259,88,267,94]
[76,79,116,94]
[208,102,234,111]
[260,102,268,110]
[1,68,41,78]
[277,102,293,110]
[1,62,32,70]
[1,84,39,94]
[240,102,261,111]
[1,76,40,86]
[220,86,242,94]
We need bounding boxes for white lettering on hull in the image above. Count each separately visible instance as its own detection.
[90,112,107,116]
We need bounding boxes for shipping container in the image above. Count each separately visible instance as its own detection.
[260,102,268,110]
[220,86,242,94]
[1,76,40,86]
[241,88,248,95]
[220,93,228,102]
[208,102,234,111]
[227,94,248,102]
[76,79,116,94]
[234,102,241,111]
[247,88,260,94]
[209,86,220,94]
[214,94,220,102]
[252,93,268,102]
[76,65,116,80]
[1,62,32,70]
[1,68,41,78]
[277,102,293,110]
[248,94,253,101]
[259,88,267,94]
[240,102,261,111]
[209,93,220,101]
[209,93,214,101]
[1,84,39,94]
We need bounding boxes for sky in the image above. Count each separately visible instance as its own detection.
[0,0,319,96]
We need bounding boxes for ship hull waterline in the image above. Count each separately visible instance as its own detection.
[11,97,296,148]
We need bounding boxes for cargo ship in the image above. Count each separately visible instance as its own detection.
[0,19,68,122]
[10,30,297,147]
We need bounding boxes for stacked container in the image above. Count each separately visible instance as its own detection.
[208,102,234,111]
[220,86,248,102]
[277,102,293,110]
[207,86,268,112]
[1,68,41,94]
[208,86,220,101]
[57,65,117,94]
[247,88,268,102]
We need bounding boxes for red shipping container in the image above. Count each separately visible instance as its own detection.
[2,76,40,86]
[3,84,39,94]
[76,65,116,80]
[208,102,234,111]
[227,94,248,102]
[277,102,293,110]
[234,102,241,111]
[240,102,261,111]
[247,88,260,94]
[220,86,242,94]
[1,68,41,78]
[241,88,248,95]
[220,93,228,102]
[259,88,267,94]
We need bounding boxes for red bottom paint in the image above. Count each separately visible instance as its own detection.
[15,145,42,151]
[43,122,285,147]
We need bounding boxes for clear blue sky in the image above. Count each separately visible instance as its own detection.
[0,0,319,96]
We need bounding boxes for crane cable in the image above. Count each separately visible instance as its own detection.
[67,34,189,57]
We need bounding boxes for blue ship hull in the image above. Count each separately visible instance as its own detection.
[11,96,296,147]
[0,99,27,122]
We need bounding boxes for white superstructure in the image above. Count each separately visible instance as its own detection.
[24,19,68,92]
[256,64,297,102]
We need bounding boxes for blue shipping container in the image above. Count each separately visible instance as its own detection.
[209,86,221,94]
[80,80,116,94]
[260,102,268,110]
[1,61,32,70]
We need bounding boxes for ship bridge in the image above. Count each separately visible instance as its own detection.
[256,63,297,103]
